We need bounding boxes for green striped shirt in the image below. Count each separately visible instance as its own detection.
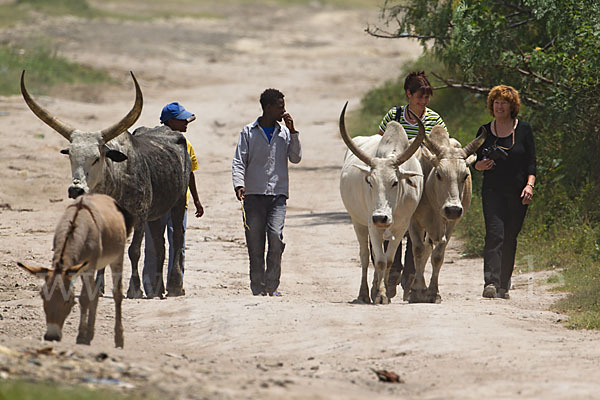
[378,106,446,138]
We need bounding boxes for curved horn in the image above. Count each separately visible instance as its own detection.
[100,71,143,143]
[339,102,373,167]
[393,108,426,166]
[461,125,488,157]
[21,70,75,140]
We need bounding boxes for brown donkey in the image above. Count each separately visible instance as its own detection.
[18,194,132,348]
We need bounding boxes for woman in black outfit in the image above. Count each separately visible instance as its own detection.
[474,85,536,299]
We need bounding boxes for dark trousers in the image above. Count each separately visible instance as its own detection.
[482,188,528,290]
[388,234,415,288]
[243,195,286,295]
[372,234,415,290]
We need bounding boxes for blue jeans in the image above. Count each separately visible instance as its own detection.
[243,195,286,295]
[142,209,187,296]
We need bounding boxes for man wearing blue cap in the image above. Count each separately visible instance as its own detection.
[232,89,302,296]
[143,102,204,297]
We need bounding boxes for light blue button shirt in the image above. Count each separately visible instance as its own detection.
[232,119,302,198]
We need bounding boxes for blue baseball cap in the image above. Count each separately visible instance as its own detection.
[160,102,196,123]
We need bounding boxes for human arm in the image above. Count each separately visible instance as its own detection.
[520,123,537,205]
[186,143,203,217]
[232,129,249,197]
[189,171,204,217]
[377,107,396,136]
[234,186,245,201]
[473,124,495,171]
[284,113,302,164]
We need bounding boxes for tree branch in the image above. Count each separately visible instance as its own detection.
[430,72,543,108]
[365,25,437,40]
[507,17,536,29]
[493,1,532,13]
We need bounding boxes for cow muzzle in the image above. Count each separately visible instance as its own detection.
[443,205,463,220]
[44,323,62,342]
[372,214,392,228]
[68,186,85,199]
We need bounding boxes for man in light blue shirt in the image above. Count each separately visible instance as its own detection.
[232,89,302,296]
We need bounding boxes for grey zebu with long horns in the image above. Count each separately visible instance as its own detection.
[339,102,425,304]
[21,71,190,299]
[405,125,486,303]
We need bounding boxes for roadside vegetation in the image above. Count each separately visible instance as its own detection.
[0,380,146,400]
[0,41,113,96]
[357,0,600,329]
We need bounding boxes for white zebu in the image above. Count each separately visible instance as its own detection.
[339,103,425,304]
[406,125,486,303]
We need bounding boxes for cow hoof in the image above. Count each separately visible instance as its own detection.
[386,284,398,299]
[76,336,91,345]
[402,289,410,302]
[126,286,143,299]
[425,289,441,303]
[166,287,185,297]
[408,289,429,303]
[373,294,390,305]
[353,293,371,304]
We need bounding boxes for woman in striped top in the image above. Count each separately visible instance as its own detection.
[378,71,446,138]
[377,71,447,300]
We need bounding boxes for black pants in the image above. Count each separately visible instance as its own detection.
[371,234,415,289]
[482,188,528,290]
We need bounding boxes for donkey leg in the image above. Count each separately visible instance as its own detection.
[84,283,100,345]
[111,261,124,348]
[76,273,92,344]
[95,268,105,297]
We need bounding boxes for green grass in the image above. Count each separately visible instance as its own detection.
[16,0,96,17]
[0,41,114,96]
[0,380,144,400]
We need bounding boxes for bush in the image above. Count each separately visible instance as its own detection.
[0,42,113,96]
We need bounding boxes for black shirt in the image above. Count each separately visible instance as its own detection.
[476,120,536,194]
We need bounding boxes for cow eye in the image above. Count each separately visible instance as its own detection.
[463,174,469,181]
[365,176,372,187]
[92,157,100,165]
[391,180,398,187]
[436,171,442,180]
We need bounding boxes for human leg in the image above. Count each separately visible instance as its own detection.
[386,239,403,298]
[142,214,168,298]
[265,195,287,294]
[482,188,506,294]
[244,195,268,295]
[499,195,528,292]
[167,208,187,281]
[401,234,416,291]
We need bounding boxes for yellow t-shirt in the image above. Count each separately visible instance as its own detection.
[186,140,199,208]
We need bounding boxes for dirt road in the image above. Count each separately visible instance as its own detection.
[1,3,599,399]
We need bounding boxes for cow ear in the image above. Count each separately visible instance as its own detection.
[17,262,51,278]
[465,154,477,166]
[421,146,440,167]
[66,262,89,279]
[397,168,423,179]
[60,148,69,155]
[106,149,128,162]
[352,164,371,174]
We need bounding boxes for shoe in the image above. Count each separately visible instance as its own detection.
[268,291,282,297]
[482,284,497,298]
[497,288,510,299]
